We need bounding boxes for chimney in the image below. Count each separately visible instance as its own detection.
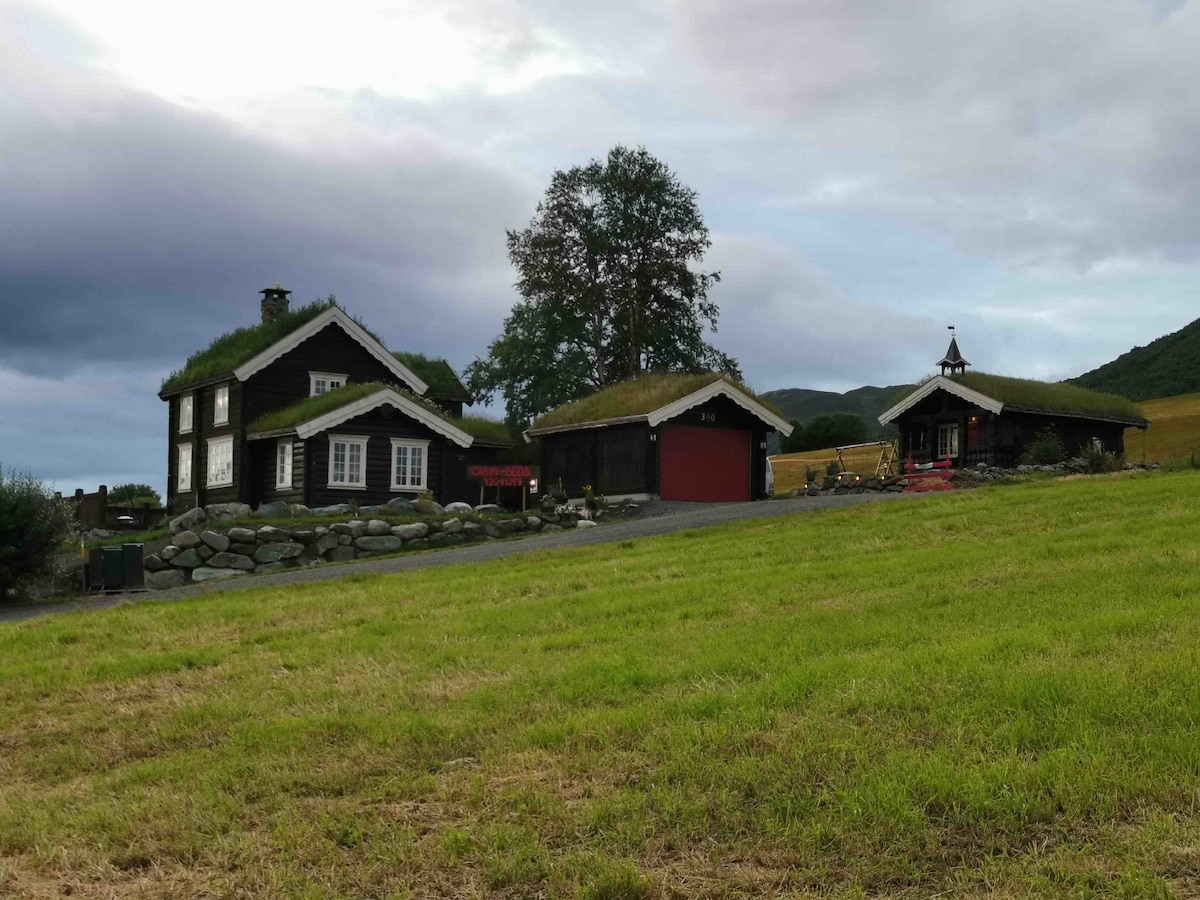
[260,283,291,324]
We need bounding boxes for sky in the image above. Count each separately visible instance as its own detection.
[2,0,1199,496]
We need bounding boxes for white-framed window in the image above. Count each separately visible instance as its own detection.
[937,423,959,459]
[177,443,193,491]
[390,438,429,490]
[207,435,234,487]
[179,394,194,434]
[276,438,294,490]
[327,434,367,489]
[214,384,230,426]
[310,372,348,397]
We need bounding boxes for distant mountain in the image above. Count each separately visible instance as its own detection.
[762,384,912,437]
[1069,317,1200,402]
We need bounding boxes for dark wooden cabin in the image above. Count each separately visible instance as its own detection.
[158,286,508,513]
[527,376,793,502]
[880,339,1148,467]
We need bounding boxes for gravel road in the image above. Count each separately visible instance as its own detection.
[0,492,912,624]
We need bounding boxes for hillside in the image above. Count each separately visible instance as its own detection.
[3,472,1200,897]
[761,384,911,436]
[1070,316,1200,401]
[1123,389,1200,462]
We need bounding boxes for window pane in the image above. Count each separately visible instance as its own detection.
[395,446,408,485]
[411,447,423,487]
[332,442,345,482]
[348,443,362,483]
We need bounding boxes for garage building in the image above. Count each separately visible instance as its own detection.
[527,375,792,502]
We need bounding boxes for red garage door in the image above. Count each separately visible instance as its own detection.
[659,425,751,502]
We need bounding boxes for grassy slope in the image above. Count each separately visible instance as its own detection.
[1123,390,1200,463]
[1070,316,1200,401]
[5,473,1200,896]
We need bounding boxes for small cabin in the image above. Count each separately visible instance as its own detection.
[879,338,1148,467]
[526,375,792,502]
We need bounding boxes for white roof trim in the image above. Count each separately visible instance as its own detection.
[232,306,429,394]
[877,375,1004,425]
[647,380,794,434]
[294,388,474,447]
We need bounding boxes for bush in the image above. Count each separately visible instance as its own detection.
[1021,429,1065,466]
[825,460,841,476]
[1082,446,1121,473]
[0,467,72,599]
[804,466,817,484]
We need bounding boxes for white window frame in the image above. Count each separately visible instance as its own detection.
[179,394,194,434]
[327,433,368,490]
[310,372,348,397]
[213,384,230,426]
[276,438,294,490]
[206,435,234,487]
[390,438,430,491]
[937,423,959,459]
[177,443,193,491]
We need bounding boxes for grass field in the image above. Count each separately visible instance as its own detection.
[771,444,889,494]
[1124,391,1200,464]
[4,472,1200,897]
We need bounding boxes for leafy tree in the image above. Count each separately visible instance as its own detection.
[0,466,72,599]
[109,483,162,509]
[788,413,869,452]
[466,145,739,424]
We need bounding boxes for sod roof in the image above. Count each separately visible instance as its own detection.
[392,352,471,402]
[530,373,783,431]
[246,382,510,444]
[946,372,1146,423]
[162,300,336,391]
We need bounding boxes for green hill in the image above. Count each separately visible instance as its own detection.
[762,384,911,437]
[1069,316,1200,401]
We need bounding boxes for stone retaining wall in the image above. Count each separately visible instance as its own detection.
[142,505,597,589]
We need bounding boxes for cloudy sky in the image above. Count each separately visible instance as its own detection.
[3,0,1199,495]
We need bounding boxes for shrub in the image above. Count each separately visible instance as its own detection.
[1021,429,1065,466]
[0,467,72,599]
[1082,445,1121,473]
[804,466,817,484]
[825,460,841,476]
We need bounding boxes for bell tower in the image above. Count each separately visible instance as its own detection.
[938,326,969,376]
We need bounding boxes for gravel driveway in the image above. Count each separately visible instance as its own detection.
[0,492,912,624]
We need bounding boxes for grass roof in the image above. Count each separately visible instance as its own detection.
[950,372,1146,422]
[162,300,336,391]
[531,373,781,430]
[247,382,510,444]
[392,352,471,401]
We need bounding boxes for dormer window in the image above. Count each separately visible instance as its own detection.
[310,372,347,397]
[179,394,193,434]
[214,384,229,426]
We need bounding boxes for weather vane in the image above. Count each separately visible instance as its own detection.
[948,325,956,336]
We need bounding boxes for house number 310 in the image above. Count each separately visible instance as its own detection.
[699,412,717,423]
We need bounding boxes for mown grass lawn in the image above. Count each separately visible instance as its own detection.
[4,472,1200,897]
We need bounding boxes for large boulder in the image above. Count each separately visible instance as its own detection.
[256,500,291,519]
[146,568,187,589]
[230,542,258,557]
[576,520,598,529]
[311,504,352,517]
[161,545,182,561]
[254,542,304,563]
[441,518,463,534]
[392,522,429,541]
[386,497,415,513]
[206,552,255,570]
[358,505,384,516]
[169,507,207,534]
[200,531,230,552]
[443,501,474,515]
[204,502,251,520]
[474,504,503,515]
[354,535,403,554]
[366,519,392,536]
[290,504,312,517]
[526,516,543,531]
[413,498,445,515]
[461,522,483,537]
[227,526,257,544]
[256,525,291,543]
[171,548,204,568]
[326,546,357,563]
[191,566,249,582]
[172,530,202,549]
[143,554,169,572]
[347,520,367,539]
[314,533,339,555]
[197,546,214,561]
